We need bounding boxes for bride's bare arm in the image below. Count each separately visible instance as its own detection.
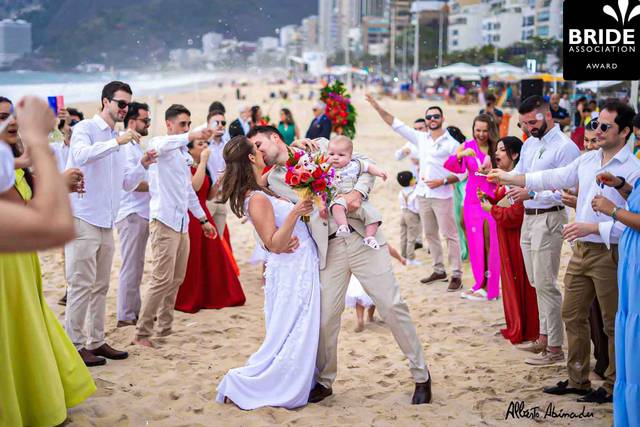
[249,193,313,254]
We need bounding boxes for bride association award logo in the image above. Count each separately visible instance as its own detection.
[564,0,640,79]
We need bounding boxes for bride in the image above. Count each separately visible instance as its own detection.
[215,136,320,410]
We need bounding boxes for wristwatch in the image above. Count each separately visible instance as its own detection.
[614,176,626,190]
[528,191,536,200]
[443,177,448,186]
[199,218,209,225]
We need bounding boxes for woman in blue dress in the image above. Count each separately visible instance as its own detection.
[592,172,640,427]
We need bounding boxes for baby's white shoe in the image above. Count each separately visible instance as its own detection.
[335,225,352,237]
[363,236,380,250]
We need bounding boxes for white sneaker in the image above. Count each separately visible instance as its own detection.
[465,288,488,301]
[363,236,380,250]
[335,225,351,237]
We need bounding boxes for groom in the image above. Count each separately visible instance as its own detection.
[247,126,432,405]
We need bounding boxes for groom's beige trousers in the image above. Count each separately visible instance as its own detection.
[317,232,429,387]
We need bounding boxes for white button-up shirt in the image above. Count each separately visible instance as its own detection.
[147,133,206,233]
[116,141,150,223]
[392,118,460,199]
[526,146,640,247]
[66,114,146,228]
[51,141,70,171]
[206,137,229,186]
[513,124,580,209]
[398,186,419,214]
[0,140,14,192]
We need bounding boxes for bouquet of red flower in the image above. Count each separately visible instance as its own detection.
[284,149,336,222]
[320,80,357,139]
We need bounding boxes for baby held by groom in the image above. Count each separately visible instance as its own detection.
[327,135,388,249]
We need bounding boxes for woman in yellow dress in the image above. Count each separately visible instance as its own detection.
[0,96,95,426]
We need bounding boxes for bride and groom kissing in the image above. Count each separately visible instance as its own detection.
[214,125,432,409]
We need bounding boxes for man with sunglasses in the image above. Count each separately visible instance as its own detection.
[490,99,640,404]
[305,101,332,140]
[366,95,463,291]
[134,104,216,348]
[64,81,158,367]
[204,109,229,235]
[114,102,152,328]
[497,95,580,367]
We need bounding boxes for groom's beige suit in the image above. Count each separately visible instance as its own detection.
[267,144,429,387]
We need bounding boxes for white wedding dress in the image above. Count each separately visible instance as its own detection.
[216,191,321,409]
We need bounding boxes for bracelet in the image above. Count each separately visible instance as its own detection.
[611,207,621,221]
[614,176,626,190]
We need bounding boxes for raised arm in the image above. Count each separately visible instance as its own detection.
[0,96,75,251]
[365,94,394,126]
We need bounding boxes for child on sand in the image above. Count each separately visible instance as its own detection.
[346,245,406,332]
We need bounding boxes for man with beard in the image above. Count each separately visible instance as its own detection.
[506,95,580,366]
[366,95,463,292]
[65,82,157,366]
[248,126,431,405]
[115,102,152,327]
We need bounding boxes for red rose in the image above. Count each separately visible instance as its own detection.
[300,171,312,183]
[312,179,327,192]
[293,150,303,161]
[289,174,301,186]
[285,170,294,184]
[312,167,323,179]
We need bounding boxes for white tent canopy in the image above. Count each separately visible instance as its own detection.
[420,62,481,81]
[479,61,526,77]
[575,80,624,91]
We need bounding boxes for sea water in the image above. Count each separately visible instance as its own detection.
[0,70,220,103]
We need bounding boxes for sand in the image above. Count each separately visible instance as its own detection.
[37,77,612,426]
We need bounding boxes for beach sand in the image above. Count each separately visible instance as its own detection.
[38,79,612,426]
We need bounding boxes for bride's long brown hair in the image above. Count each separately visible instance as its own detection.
[216,136,278,218]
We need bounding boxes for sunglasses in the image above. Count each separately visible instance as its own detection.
[136,118,151,125]
[111,98,130,109]
[425,114,441,120]
[69,119,79,127]
[589,120,615,133]
[210,120,227,127]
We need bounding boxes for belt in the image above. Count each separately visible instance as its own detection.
[328,225,355,240]
[524,206,565,216]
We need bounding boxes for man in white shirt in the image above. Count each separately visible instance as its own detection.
[490,99,640,404]
[133,104,215,348]
[64,81,157,367]
[115,102,152,328]
[500,95,580,366]
[367,95,463,291]
[205,109,229,236]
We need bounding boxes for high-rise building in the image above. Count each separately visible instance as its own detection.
[535,0,562,40]
[448,0,490,52]
[0,19,31,66]
[482,0,526,48]
[301,15,319,50]
[362,0,387,17]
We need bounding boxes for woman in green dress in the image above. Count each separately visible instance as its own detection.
[0,96,95,427]
[277,108,299,146]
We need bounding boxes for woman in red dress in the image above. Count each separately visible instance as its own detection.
[175,140,245,313]
[480,136,539,344]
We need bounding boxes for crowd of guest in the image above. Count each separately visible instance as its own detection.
[2,82,640,426]
[367,93,640,423]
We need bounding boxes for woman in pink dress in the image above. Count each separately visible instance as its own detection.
[444,114,500,301]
